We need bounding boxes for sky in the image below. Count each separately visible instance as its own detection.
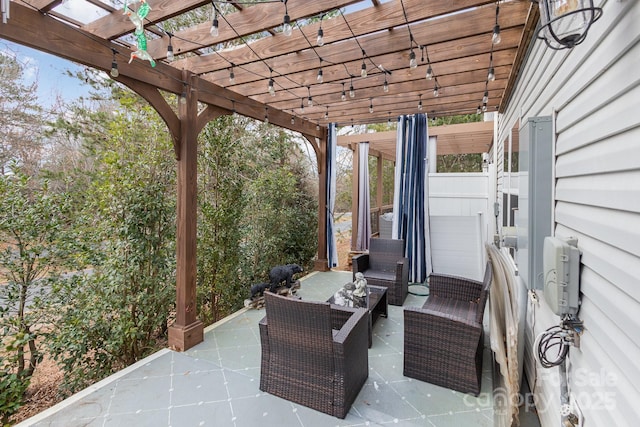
[1,39,92,108]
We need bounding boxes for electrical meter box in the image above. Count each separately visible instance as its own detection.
[543,236,580,316]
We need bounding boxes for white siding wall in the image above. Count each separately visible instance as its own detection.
[497,1,640,426]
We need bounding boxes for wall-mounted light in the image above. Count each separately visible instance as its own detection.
[537,0,602,50]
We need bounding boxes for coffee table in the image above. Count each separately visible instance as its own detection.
[327,285,388,347]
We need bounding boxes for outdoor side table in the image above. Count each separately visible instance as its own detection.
[327,285,388,347]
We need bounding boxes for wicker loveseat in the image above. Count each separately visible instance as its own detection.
[403,262,492,396]
[352,238,409,306]
[259,292,369,418]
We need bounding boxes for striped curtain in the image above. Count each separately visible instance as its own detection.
[392,114,432,283]
[356,142,371,251]
[326,123,339,268]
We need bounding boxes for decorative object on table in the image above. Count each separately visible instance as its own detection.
[352,238,409,305]
[259,292,369,418]
[123,0,156,67]
[353,272,367,297]
[268,263,303,293]
[245,280,300,309]
[403,262,493,396]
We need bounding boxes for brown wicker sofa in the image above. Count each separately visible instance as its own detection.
[352,238,409,306]
[259,292,369,419]
[403,262,492,396]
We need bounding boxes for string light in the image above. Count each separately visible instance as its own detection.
[477,106,482,114]
[291,115,295,125]
[300,98,304,113]
[317,59,323,83]
[482,103,487,112]
[324,106,329,120]
[388,112,392,125]
[264,107,269,123]
[166,33,174,62]
[361,61,367,77]
[492,2,501,45]
[488,66,495,81]
[210,8,219,37]
[268,78,275,96]
[341,83,346,101]
[383,78,389,93]
[349,78,355,98]
[418,94,423,111]
[110,48,119,78]
[282,0,292,36]
[180,88,187,105]
[369,98,374,113]
[483,90,489,104]
[409,49,417,69]
[426,65,433,80]
[307,86,313,107]
[229,66,235,84]
[317,27,324,46]
[433,84,439,97]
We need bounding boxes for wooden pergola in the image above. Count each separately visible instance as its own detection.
[0,0,537,350]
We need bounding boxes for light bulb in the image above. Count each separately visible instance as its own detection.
[369,101,373,114]
[341,91,346,101]
[110,61,119,78]
[433,86,439,97]
[418,100,423,111]
[317,28,324,46]
[482,103,487,112]
[383,80,389,93]
[492,25,501,45]
[268,78,275,96]
[409,51,417,69]
[324,108,329,119]
[482,91,488,104]
[349,85,355,98]
[477,106,482,114]
[283,14,292,36]
[166,44,174,62]
[317,69,323,83]
[291,116,295,125]
[307,96,313,107]
[180,94,187,105]
[229,70,235,84]
[361,62,367,77]
[488,67,495,81]
[210,18,219,37]
[426,65,433,80]
[264,115,269,124]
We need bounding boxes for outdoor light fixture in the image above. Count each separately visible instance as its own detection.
[210,8,219,37]
[483,90,489,104]
[166,33,174,61]
[110,49,119,78]
[361,61,367,77]
[433,84,439,97]
[317,28,324,46]
[482,103,487,112]
[300,98,305,113]
[383,78,389,93]
[418,94,423,111]
[291,115,295,125]
[324,106,329,120]
[349,79,356,98]
[341,83,347,101]
[264,107,269,123]
[282,0,292,36]
[426,65,433,80]
[307,86,313,106]
[229,67,235,84]
[409,50,417,69]
[492,3,501,45]
[317,68,323,83]
[488,66,495,81]
[268,78,275,96]
[537,0,602,50]
[477,106,482,114]
[369,98,374,114]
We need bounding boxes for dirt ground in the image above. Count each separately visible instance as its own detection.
[11,229,355,424]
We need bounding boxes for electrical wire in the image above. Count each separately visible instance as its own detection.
[534,325,569,369]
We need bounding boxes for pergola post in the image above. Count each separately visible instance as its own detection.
[309,129,330,271]
[168,71,203,351]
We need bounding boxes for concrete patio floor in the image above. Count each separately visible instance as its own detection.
[18,270,540,426]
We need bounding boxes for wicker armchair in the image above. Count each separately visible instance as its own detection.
[259,292,369,419]
[352,238,409,306]
[403,262,492,396]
